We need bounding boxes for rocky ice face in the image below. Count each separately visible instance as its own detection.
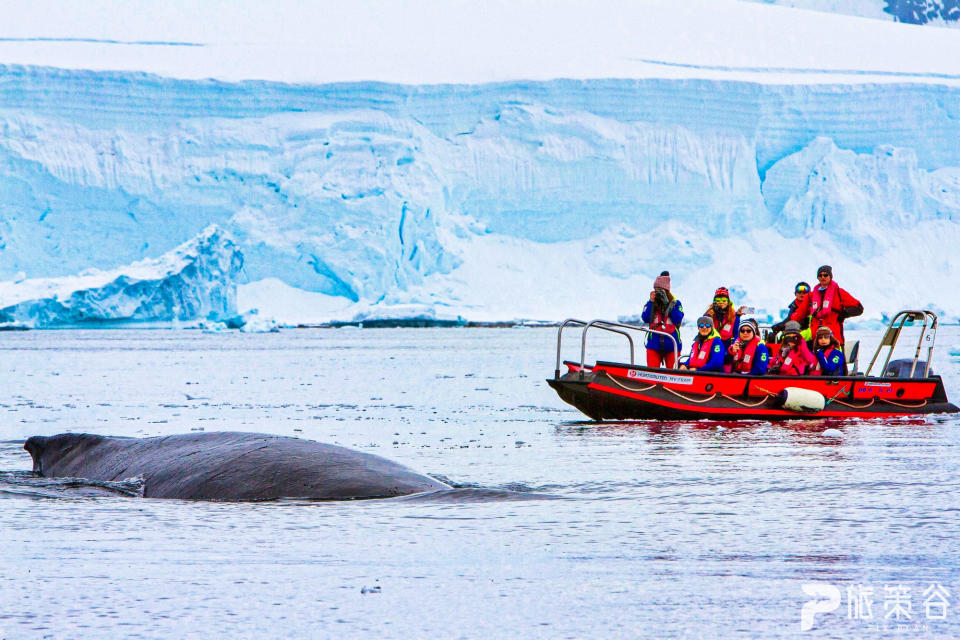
[1,69,960,323]
[0,225,242,327]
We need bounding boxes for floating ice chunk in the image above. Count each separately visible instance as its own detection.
[239,312,280,333]
[0,225,242,327]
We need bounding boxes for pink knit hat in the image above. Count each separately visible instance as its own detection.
[653,271,671,291]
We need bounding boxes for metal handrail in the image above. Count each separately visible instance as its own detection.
[554,318,635,378]
[864,310,938,378]
[581,320,679,372]
[554,317,680,379]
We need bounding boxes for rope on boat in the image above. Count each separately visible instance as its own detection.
[595,370,930,412]
[831,397,875,409]
[825,385,852,406]
[726,384,778,407]
[878,398,928,409]
[598,371,657,393]
[721,394,773,408]
[603,370,772,407]
[661,386,718,404]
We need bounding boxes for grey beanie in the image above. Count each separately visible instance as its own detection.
[697,315,713,326]
[783,320,802,336]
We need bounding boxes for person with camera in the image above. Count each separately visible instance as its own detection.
[641,271,684,368]
[768,321,818,376]
[728,318,769,375]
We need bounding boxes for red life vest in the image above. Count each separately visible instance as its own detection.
[650,301,678,335]
[689,331,721,368]
[810,281,839,320]
[711,310,735,342]
[778,344,815,376]
[731,338,760,373]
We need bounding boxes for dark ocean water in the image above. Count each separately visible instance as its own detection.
[1,327,959,639]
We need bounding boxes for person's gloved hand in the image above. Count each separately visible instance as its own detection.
[843,303,864,318]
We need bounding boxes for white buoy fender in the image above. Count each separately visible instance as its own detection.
[775,387,826,413]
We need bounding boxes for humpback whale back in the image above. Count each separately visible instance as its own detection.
[25,432,448,501]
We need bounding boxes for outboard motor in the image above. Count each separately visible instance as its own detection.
[883,359,931,379]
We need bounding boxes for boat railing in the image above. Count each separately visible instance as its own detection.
[554,318,679,379]
[864,310,938,378]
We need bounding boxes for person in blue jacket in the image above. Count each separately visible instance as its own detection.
[728,318,769,375]
[641,270,684,368]
[813,326,846,376]
[679,316,725,372]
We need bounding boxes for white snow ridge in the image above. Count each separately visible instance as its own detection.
[0,225,242,328]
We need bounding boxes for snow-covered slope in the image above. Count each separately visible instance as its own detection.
[1,0,960,84]
[0,0,958,326]
[0,225,242,327]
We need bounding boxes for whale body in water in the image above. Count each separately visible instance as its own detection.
[24,432,448,501]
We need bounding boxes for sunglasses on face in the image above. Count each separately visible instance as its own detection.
[817,273,830,278]
[785,336,798,342]
[697,323,712,329]
[739,328,754,334]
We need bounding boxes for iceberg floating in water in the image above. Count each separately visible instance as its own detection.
[0,225,242,328]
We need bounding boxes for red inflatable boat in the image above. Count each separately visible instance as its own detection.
[547,310,959,421]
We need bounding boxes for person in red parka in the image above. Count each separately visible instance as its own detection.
[789,265,862,345]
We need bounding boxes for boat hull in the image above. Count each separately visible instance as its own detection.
[548,361,959,421]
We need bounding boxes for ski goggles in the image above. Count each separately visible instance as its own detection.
[713,297,729,304]
[795,285,809,294]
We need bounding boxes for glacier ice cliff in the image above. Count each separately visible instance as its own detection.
[739,0,960,26]
[0,225,242,327]
[764,137,960,254]
[0,66,959,323]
